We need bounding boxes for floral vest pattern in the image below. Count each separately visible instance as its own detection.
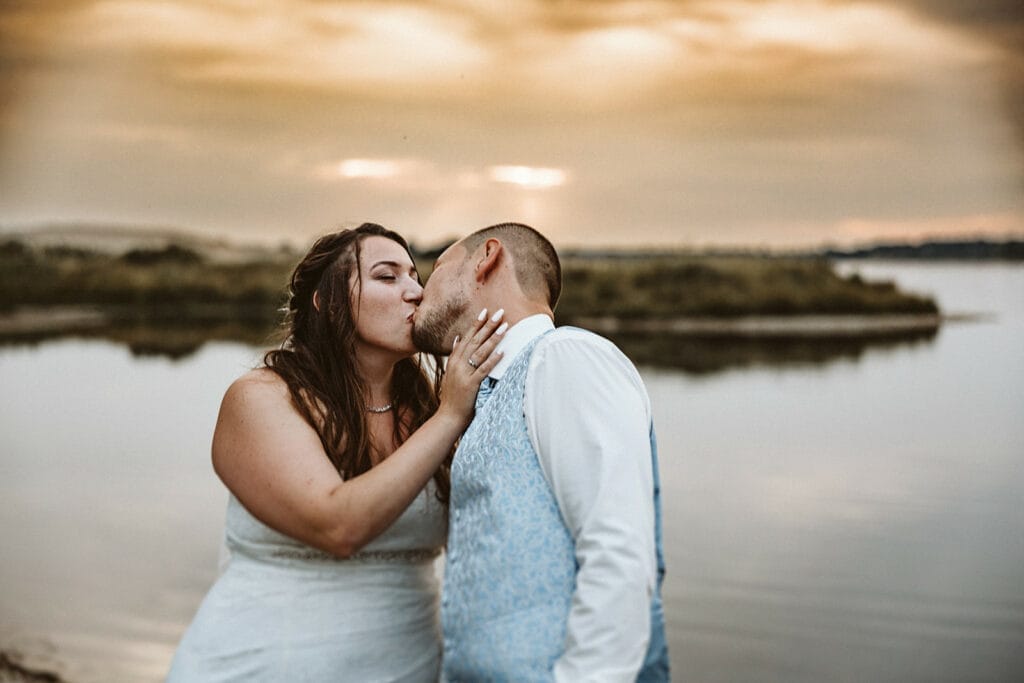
[442,329,669,682]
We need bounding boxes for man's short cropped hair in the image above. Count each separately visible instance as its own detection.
[460,222,562,309]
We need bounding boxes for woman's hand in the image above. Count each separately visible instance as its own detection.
[436,308,507,426]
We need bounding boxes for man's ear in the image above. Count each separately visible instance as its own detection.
[474,238,503,284]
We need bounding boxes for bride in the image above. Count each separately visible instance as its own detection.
[167,223,505,681]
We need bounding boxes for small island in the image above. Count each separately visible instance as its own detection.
[0,225,944,365]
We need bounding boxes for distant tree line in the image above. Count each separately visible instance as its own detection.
[824,239,1024,261]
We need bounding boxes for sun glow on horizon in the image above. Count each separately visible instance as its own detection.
[316,158,425,181]
[488,166,568,190]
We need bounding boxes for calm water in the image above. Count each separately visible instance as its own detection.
[1,262,1022,682]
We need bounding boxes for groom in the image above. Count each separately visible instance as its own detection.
[413,222,669,682]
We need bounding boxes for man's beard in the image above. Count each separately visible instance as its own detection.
[412,295,470,355]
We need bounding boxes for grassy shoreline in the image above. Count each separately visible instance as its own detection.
[0,234,950,371]
[1,239,938,314]
[556,255,937,320]
[1,236,941,360]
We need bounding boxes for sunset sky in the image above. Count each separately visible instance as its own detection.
[1,0,1022,249]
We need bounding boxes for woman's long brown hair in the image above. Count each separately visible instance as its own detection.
[263,223,449,503]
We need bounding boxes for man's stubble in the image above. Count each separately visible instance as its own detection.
[412,293,471,356]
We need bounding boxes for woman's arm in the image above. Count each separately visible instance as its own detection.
[211,312,505,557]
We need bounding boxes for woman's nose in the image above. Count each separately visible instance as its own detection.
[404,279,423,304]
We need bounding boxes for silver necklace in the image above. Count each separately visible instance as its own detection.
[366,402,393,414]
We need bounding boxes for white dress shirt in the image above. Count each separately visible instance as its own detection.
[490,314,657,682]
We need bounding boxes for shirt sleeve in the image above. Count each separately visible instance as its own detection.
[524,330,656,682]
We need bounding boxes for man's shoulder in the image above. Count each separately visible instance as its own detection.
[532,325,640,375]
[525,325,651,417]
[539,325,623,354]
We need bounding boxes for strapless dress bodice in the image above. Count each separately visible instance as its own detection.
[224,484,446,566]
[168,486,447,682]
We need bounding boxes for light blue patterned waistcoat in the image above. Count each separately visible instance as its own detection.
[442,330,669,682]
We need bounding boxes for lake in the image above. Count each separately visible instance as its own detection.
[1,262,1022,682]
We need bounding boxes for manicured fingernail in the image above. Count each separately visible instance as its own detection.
[495,322,508,335]
[477,308,488,321]
[490,308,504,322]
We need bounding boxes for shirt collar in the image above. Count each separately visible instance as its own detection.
[490,313,554,380]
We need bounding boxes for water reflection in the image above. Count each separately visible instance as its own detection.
[1,263,1021,682]
[0,317,939,373]
[607,329,938,374]
[0,318,279,361]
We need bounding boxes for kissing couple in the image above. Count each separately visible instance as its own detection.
[168,222,669,682]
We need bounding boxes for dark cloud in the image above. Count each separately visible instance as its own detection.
[892,0,1024,29]
[877,1,1024,153]
[885,0,1024,64]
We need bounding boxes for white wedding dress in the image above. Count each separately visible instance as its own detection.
[167,486,446,682]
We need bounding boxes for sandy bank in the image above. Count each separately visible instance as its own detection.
[0,308,108,336]
[0,307,953,341]
[571,314,945,338]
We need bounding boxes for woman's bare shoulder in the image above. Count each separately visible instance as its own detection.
[213,367,332,507]
[227,367,287,397]
[214,369,294,422]
[235,366,285,387]
[213,368,317,468]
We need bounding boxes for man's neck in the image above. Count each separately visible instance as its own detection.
[489,313,555,380]
[477,301,552,329]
